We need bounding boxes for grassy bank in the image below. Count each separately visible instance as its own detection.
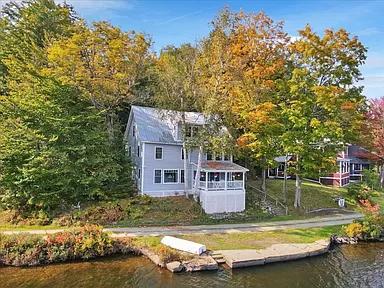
[180,225,343,250]
[0,196,270,230]
[249,179,355,215]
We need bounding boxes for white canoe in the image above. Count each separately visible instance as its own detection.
[161,236,206,255]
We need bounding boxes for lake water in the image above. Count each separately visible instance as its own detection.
[1,243,383,288]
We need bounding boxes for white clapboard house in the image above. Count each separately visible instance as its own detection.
[124,105,248,214]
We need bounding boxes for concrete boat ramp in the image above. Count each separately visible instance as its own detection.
[166,238,331,272]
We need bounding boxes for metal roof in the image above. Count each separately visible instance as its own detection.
[131,105,204,144]
[192,161,249,172]
[274,156,293,163]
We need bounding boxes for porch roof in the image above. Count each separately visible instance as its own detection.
[192,161,249,172]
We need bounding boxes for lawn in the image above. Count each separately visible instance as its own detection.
[248,178,354,215]
[180,225,343,250]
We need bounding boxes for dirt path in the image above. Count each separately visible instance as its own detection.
[1,213,361,237]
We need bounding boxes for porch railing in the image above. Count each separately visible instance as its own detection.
[197,180,243,191]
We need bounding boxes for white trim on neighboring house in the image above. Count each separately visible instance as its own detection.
[153,169,162,184]
[163,169,180,184]
[141,142,145,196]
[154,146,163,160]
[320,176,350,180]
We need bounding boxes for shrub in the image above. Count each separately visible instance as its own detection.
[347,182,373,202]
[0,224,117,266]
[8,209,52,226]
[344,199,384,240]
[345,222,364,239]
[362,169,380,190]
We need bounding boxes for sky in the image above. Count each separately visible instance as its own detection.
[1,0,384,99]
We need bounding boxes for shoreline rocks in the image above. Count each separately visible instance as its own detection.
[165,255,218,273]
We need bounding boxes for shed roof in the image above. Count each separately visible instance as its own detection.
[130,105,204,144]
[192,161,249,172]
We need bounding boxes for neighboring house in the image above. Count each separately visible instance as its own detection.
[267,155,295,179]
[269,145,370,187]
[319,145,370,187]
[124,105,249,214]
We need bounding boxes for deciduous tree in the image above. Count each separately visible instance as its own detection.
[283,25,367,207]
[358,97,384,188]
[47,21,152,138]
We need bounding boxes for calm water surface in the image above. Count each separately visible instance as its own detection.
[1,243,383,288]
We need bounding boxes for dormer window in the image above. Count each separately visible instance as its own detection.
[206,152,213,161]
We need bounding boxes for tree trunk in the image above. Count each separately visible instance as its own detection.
[294,156,301,208]
[183,143,189,198]
[105,112,115,139]
[193,146,203,198]
[181,112,189,198]
[261,156,267,201]
[380,164,384,190]
[283,154,288,203]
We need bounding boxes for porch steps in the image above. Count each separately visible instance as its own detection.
[260,200,285,216]
[211,252,226,264]
[248,186,286,216]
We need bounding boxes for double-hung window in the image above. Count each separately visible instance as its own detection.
[181,148,188,160]
[180,170,185,183]
[154,170,162,183]
[164,169,178,183]
[155,147,163,159]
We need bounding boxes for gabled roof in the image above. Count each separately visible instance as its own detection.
[128,105,204,144]
[348,145,370,164]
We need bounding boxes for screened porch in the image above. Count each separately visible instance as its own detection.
[192,161,248,192]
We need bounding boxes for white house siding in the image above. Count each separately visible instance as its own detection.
[200,189,245,214]
[142,143,199,196]
[126,118,142,190]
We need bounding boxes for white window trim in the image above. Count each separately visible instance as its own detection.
[153,169,162,184]
[163,169,179,184]
[154,146,163,160]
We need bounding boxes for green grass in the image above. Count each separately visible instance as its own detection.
[249,179,355,216]
[180,225,343,250]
